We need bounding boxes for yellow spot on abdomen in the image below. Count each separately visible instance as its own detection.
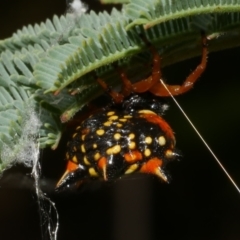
[145,136,152,144]
[158,136,166,146]
[104,121,112,127]
[84,156,91,165]
[124,115,132,119]
[144,148,151,157]
[125,164,139,174]
[96,129,105,136]
[94,152,101,161]
[89,168,99,177]
[129,141,136,150]
[165,149,173,158]
[72,155,78,163]
[81,144,86,153]
[106,145,121,155]
[107,111,115,116]
[129,133,135,139]
[114,133,121,140]
[119,118,127,122]
[109,115,118,121]
[72,132,77,138]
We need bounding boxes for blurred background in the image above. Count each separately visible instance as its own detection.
[0,0,240,239]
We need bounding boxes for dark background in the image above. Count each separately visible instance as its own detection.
[0,1,240,240]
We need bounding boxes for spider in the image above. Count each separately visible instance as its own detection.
[55,33,208,191]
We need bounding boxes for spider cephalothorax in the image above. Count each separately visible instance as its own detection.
[56,34,208,191]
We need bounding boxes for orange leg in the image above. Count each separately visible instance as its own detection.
[149,33,208,96]
[98,33,207,101]
[97,78,124,104]
[132,44,162,93]
[131,33,207,96]
[97,68,135,103]
[118,70,133,96]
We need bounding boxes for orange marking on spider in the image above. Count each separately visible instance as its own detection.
[140,158,168,182]
[140,113,175,143]
[124,150,143,162]
[98,157,107,180]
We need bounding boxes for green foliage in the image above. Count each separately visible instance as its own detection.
[125,0,240,29]
[1,0,240,171]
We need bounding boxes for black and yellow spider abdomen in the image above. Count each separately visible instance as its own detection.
[56,94,180,191]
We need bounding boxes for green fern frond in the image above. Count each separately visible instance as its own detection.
[0,46,63,167]
[34,19,142,93]
[0,9,126,53]
[125,0,240,29]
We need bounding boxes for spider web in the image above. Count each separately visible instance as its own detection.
[0,104,55,239]
[0,104,59,240]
